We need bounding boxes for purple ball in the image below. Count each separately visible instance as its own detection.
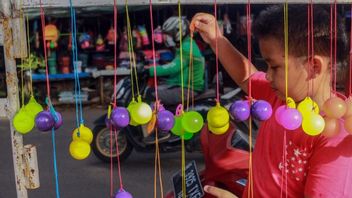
[157,110,175,131]
[53,111,63,129]
[105,117,115,129]
[111,107,130,128]
[275,105,286,124]
[150,103,165,112]
[229,100,250,121]
[280,108,302,130]
[115,189,133,198]
[251,100,273,121]
[35,111,55,131]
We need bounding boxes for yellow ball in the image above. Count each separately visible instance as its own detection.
[13,108,35,134]
[302,113,325,136]
[345,116,352,134]
[72,124,93,144]
[208,123,230,135]
[286,97,296,109]
[128,101,152,125]
[298,97,319,117]
[69,140,91,160]
[24,96,43,118]
[207,105,229,128]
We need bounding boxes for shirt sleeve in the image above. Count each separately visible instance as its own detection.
[304,131,352,197]
[149,55,187,77]
[249,71,276,102]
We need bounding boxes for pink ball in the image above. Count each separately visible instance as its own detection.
[279,108,302,130]
[275,105,286,125]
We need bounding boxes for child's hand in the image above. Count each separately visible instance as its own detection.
[190,13,223,46]
[204,185,239,198]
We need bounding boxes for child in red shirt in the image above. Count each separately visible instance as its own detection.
[191,5,352,198]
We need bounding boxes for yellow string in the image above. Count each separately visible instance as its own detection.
[19,6,25,107]
[186,36,194,111]
[178,1,186,197]
[26,15,33,96]
[284,3,289,101]
[125,1,135,100]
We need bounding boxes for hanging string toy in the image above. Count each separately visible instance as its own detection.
[13,14,43,134]
[124,1,153,127]
[68,0,93,161]
[321,1,352,135]
[274,4,303,131]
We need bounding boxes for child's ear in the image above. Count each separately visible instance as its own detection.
[305,56,324,80]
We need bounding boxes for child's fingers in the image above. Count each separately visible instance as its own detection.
[204,185,238,198]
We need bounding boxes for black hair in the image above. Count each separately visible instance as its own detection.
[252,4,348,62]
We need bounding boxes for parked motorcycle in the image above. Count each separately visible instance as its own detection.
[91,68,248,162]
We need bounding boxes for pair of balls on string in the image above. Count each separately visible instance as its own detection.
[171,107,204,140]
[127,98,153,126]
[69,124,93,160]
[35,110,63,132]
[297,97,325,136]
[150,103,175,132]
[230,100,273,122]
[13,96,44,134]
[322,96,352,136]
[207,104,230,135]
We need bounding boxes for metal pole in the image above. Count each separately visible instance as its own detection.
[1,0,28,196]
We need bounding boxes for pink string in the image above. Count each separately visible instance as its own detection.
[113,0,118,106]
[149,0,159,104]
[330,5,333,97]
[349,5,352,97]
[310,3,315,96]
[334,0,337,92]
[247,3,252,99]
[110,126,114,197]
[39,0,50,98]
[114,129,124,190]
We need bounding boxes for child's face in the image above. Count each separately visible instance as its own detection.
[259,37,309,102]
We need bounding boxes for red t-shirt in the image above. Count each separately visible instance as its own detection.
[243,72,352,197]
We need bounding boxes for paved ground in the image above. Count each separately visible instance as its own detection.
[0,106,204,198]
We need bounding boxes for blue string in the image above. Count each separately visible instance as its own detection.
[51,127,60,198]
[72,10,84,125]
[69,0,80,131]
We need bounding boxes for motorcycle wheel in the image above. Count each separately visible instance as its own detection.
[92,125,133,163]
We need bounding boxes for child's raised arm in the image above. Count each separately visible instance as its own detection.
[191,13,257,94]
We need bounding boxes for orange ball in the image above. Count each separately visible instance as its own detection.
[323,97,347,119]
[321,117,340,138]
[344,97,352,118]
[344,116,352,134]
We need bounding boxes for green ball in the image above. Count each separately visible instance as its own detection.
[181,111,204,133]
[171,115,184,136]
[181,132,193,140]
[25,96,43,118]
[13,108,35,134]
